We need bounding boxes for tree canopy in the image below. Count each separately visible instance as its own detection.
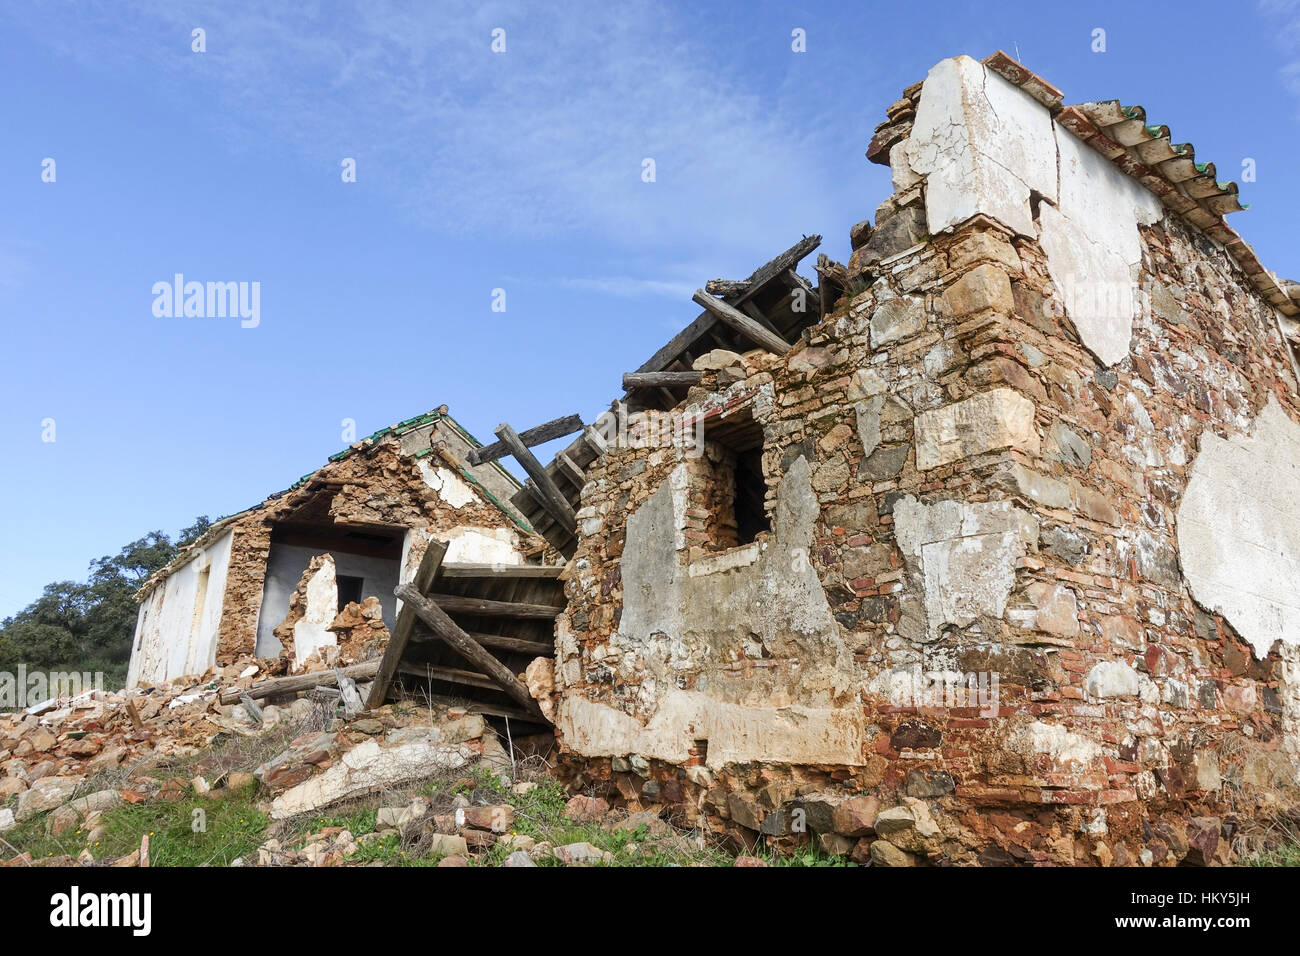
[0,517,211,690]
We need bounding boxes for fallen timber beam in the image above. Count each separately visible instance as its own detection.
[740,300,785,337]
[410,629,554,656]
[439,562,565,579]
[394,583,546,720]
[494,422,577,535]
[219,660,382,705]
[622,371,702,389]
[425,592,562,619]
[366,539,447,708]
[692,290,792,354]
[398,663,498,692]
[467,413,583,466]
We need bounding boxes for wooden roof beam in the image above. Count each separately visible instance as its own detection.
[705,278,749,297]
[440,562,565,579]
[468,413,583,466]
[691,290,792,354]
[629,234,821,377]
[623,371,702,389]
[426,592,563,619]
[493,422,577,535]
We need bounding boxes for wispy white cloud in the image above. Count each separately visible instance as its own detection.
[8,1,849,252]
[1262,0,1300,114]
[555,276,694,300]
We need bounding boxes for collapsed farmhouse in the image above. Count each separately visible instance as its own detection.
[128,408,547,687]
[128,53,1300,864]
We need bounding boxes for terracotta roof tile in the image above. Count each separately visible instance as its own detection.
[976,51,1296,317]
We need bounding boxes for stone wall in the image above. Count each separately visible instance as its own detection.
[546,55,1300,865]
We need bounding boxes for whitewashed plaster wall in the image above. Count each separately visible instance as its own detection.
[903,55,1162,367]
[126,529,233,686]
[1178,398,1300,659]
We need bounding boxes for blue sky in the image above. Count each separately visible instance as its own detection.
[1,0,1297,618]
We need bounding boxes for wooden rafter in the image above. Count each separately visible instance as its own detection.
[424,592,562,619]
[622,371,702,389]
[691,290,792,354]
[467,413,583,466]
[628,234,821,380]
[494,422,577,535]
[439,563,564,579]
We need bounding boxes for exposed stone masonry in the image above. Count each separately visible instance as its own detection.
[541,55,1300,866]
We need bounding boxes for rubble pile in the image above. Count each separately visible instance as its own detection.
[0,675,538,867]
[0,660,282,806]
[248,774,711,867]
[255,707,512,820]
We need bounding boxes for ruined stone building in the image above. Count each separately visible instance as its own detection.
[130,50,1300,864]
[500,52,1299,864]
[127,407,544,687]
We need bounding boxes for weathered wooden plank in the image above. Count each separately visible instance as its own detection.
[582,424,609,455]
[741,300,785,337]
[467,413,584,466]
[366,539,447,708]
[469,632,554,655]
[632,311,722,377]
[426,592,562,619]
[705,278,749,297]
[411,629,553,656]
[554,451,587,489]
[462,701,550,723]
[495,422,577,534]
[395,583,546,719]
[220,660,382,705]
[692,290,791,354]
[439,562,565,579]
[124,698,145,732]
[399,663,498,692]
[742,235,822,293]
[623,371,702,389]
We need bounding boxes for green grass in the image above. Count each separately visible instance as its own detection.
[2,785,267,866]
[487,779,731,867]
[760,844,857,867]
[1244,837,1300,866]
[349,831,442,866]
[303,807,379,838]
[96,790,268,866]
